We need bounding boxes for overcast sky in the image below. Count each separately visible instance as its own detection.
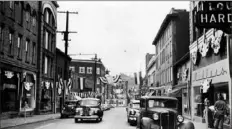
[56,1,189,77]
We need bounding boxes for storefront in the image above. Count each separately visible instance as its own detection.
[20,71,36,114]
[191,59,230,127]
[40,80,53,112]
[0,69,20,113]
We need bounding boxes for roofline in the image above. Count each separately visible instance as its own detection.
[152,13,178,45]
[56,48,72,60]
[52,1,59,8]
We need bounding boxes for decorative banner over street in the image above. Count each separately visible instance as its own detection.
[99,74,121,85]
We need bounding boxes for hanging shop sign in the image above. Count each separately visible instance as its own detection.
[24,82,33,91]
[194,1,232,33]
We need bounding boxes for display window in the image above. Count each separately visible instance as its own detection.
[21,73,35,110]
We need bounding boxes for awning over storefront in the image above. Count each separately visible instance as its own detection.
[167,88,182,97]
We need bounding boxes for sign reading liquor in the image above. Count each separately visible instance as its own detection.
[194,1,232,33]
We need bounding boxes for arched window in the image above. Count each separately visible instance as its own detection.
[44,8,56,28]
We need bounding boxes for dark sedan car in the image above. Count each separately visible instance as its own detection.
[61,100,80,118]
[136,96,194,129]
[126,100,140,125]
[74,98,103,123]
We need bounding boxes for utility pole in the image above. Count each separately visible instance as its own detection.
[57,11,78,107]
[93,54,97,93]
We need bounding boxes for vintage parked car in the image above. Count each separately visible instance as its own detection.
[61,100,81,118]
[74,98,103,123]
[136,96,194,129]
[126,99,140,125]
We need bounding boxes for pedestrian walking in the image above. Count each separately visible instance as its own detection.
[214,93,228,129]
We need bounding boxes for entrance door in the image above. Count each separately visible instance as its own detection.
[2,88,17,112]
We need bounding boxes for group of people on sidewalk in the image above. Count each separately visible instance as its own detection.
[205,93,229,129]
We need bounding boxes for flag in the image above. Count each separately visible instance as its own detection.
[78,77,85,91]
[139,71,142,85]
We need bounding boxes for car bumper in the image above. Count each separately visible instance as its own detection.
[74,115,100,119]
[61,111,75,116]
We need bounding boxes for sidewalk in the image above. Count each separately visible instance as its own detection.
[0,113,60,129]
[183,119,207,129]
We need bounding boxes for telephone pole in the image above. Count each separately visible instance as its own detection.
[57,11,78,106]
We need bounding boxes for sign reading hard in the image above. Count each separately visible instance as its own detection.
[194,1,232,33]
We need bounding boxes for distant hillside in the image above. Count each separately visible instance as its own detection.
[120,73,139,91]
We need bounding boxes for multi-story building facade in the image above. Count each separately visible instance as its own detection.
[173,53,191,118]
[151,8,189,95]
[36,1,58,114]
[189,1,231,128]
[55,48,71,113]
[146,54,157,87]
[0,1,39,117]
[69,59,106,96]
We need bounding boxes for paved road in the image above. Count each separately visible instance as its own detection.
[6,107,136,129]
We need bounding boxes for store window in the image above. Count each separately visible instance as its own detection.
[21,73,35,110]
[41,81,52,111]
[193,86,203,117]
[182,88,191,117]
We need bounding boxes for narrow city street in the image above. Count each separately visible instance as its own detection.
[5,107,135,129]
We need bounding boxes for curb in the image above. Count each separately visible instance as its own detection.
[1,115,60,129]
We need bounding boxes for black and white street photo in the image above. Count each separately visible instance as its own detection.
[0,1,232,129]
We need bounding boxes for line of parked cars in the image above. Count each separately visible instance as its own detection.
[60,98,116,123]
[127,96,195,129]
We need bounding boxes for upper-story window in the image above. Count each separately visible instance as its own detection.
[8,32,13,56]
[96,67,100,75]
[25,39,30,62]
[32,42,36,64]
[17,35,22,58]
[87,67,92,74]
[9,1,14,9]
[44,30,48,49]
[25,5,31,30]
[44,56,48,74]
[45,9,50,23]
[79,67,85,74]
[0,26,3,53]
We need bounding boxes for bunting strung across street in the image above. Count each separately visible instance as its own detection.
[99,74,121,84]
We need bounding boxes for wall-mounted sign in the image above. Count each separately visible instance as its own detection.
[194,2,232,33]
[5,71,14,79]
[3,84,16,89]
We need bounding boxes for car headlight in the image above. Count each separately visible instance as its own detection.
[153,113,159,120]
[177,115,184,123]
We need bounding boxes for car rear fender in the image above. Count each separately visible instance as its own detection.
[141,117,153,129]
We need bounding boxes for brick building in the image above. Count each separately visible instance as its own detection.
[0,1,39,117]
[70,58,106,97]
[151,8,189,96]
[0,1,59,117]
[55,48,71,113]
[36,1,58,114]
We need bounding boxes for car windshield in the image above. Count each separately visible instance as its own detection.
[80,99,99,106]
[147,99,177,108]
[132,103,140,109]
[65,101,77,106]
